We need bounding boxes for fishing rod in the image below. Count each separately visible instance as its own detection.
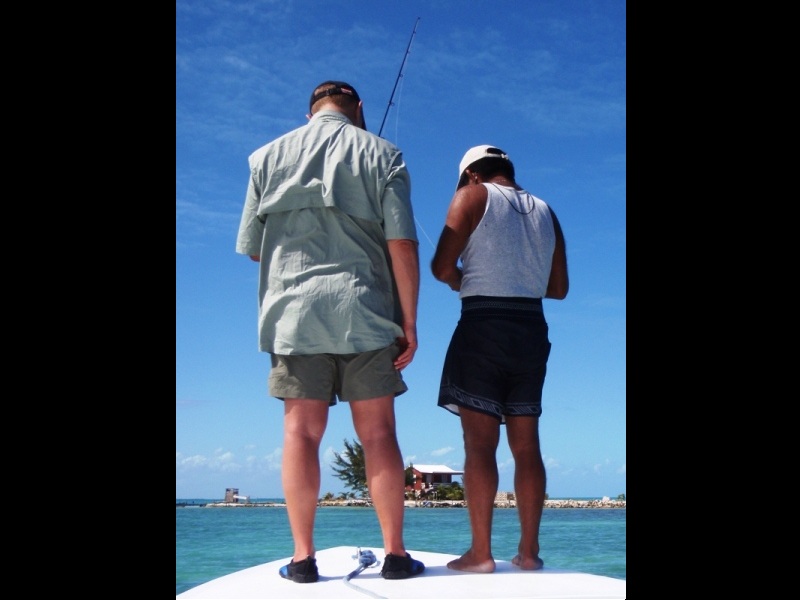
[378,17,420,138]
[377,17,437,252]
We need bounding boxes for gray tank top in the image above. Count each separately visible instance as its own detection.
[459,183,556,299]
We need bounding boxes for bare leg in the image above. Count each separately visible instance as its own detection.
[282,398,329,562]
[351,396,407,556]
[507,415,545,570]
[447,408,499,573]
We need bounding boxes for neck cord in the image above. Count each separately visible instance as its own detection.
[490,183,534,215]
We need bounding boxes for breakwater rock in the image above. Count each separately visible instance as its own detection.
[543,498,626,509]
[181,498,625,509]
[404,498,625,509]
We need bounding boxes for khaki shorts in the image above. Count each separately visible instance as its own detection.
[268,344,408,403]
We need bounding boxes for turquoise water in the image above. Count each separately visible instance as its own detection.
[176,503,626,595]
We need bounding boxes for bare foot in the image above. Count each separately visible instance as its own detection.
[512,554,544,570]
[447,550,496,573]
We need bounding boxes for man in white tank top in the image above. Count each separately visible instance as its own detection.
[431,145,569,574]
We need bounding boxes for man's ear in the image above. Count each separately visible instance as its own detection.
[357,101,366,130]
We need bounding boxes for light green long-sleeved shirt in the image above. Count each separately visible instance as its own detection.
[236,110,417,354]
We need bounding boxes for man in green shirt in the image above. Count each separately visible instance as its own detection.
[236,80,424,583]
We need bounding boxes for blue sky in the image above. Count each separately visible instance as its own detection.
[176,0,626,500]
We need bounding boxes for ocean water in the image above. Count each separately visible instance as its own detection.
[176,501,626,596]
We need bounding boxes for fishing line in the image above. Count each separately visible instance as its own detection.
[378,17,437,254]
[416,218,438,251]
[389,70,405,146]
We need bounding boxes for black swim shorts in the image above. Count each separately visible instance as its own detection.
[438,296,551,423]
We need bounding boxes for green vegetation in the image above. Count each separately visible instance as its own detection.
[327,438,481,504]
[435,482,464,500]
[405,464,415,487]
[331,438,368,496]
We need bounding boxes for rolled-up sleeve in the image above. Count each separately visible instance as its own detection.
[236,167,266,256]
[381,153,417,242]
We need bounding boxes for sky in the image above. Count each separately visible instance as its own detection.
[176,0,626,500]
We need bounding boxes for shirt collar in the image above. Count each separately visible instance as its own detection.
[309,110,353,127]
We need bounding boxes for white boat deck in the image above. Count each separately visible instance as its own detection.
[177,545,626,599]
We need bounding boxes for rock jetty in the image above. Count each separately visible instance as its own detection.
[181,498,625,509]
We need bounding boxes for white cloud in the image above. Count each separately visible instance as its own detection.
[498,457,514,473]
[430,446,454,457]
[544,456,560,469]
[264,447,283,470]
[321,446,337,467]
[178,454,209,468]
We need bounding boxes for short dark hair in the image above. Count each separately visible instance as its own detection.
[309,81,361,114]
[467,157,515,182]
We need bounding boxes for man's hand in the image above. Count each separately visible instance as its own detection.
[393,326,418,371]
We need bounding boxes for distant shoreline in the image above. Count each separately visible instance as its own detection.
[177,498,626,509]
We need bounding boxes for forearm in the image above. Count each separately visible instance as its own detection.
[431,224,467,292]
[387,239,420,327]
[387,239,419,371]
[433,263,462,291]
[545,210,569,299]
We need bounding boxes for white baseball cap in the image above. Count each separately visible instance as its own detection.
[456,145,511,190]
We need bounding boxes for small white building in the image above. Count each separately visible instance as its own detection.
[408,464,464,492]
